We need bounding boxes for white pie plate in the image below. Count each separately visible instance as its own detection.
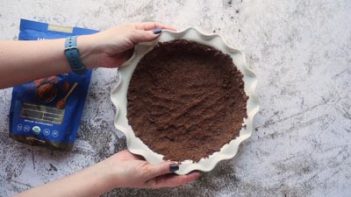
[110,27,259,175]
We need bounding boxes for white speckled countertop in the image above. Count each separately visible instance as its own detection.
[1,0,351,196]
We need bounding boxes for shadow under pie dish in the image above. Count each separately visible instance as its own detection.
[111,28,259,175]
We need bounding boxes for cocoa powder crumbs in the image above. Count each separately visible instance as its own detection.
[127,40,248,162]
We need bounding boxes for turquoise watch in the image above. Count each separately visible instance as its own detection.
[64,36,87,75]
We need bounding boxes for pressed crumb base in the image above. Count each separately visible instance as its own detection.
[127,40,248,162]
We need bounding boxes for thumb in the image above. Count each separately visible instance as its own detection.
[129,29,161,44]
[145,161,179,178]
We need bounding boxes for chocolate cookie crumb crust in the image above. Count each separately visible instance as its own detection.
[127,40,248,162]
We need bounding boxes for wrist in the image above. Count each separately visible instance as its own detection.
[77,35,98,69]
[100,156,126,188]
[95,160,119,190]
[76,160,118,195]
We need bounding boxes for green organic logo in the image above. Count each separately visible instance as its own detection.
[32,126,41,135]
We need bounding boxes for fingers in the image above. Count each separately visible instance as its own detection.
[129,29,160,43]
[135,22,176,31]
[129,22,176,44]
[144,161,175,178]
[148,172,201,189]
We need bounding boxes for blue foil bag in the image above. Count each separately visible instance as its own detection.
[9,19,98,149]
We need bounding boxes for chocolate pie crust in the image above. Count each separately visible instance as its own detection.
[127,40,248,161]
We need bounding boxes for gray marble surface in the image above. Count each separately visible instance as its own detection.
[1,0,351,196]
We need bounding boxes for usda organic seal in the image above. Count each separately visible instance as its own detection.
[32,126,41,135]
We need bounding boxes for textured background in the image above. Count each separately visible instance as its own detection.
[1,0,351,196]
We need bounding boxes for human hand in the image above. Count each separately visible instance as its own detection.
[78,22,176,68]
[16,150,199,197]
[101,150,201,189]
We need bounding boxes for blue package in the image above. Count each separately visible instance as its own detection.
[9,19,98,149]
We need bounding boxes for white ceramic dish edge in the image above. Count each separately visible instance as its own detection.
[110,27,259,175]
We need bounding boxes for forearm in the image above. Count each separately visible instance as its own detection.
[0,36,95,89]
[17,160,116,197]
[16,150,198,196]
[0,22,169,89]
[0,39,68,88]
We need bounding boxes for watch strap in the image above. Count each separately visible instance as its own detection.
[64,36,87,75]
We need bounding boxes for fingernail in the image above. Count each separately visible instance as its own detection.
[153,28,162,34]
[169,163,179,172]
